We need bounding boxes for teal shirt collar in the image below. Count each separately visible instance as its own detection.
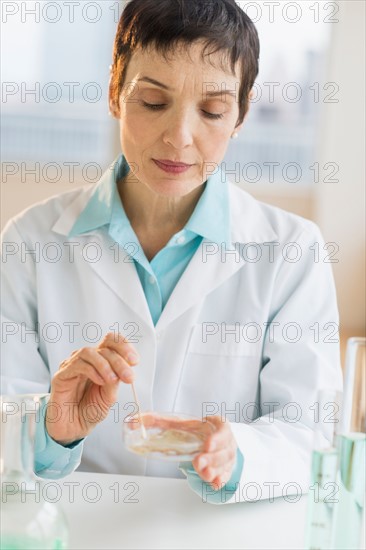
[69,153,230,246]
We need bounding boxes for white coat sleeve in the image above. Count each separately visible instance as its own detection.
[226,223,343,504]
[1,220,84,477]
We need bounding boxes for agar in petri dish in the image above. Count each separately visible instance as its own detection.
[123,412,215,461]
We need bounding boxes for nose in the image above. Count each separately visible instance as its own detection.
[162,109,195,149]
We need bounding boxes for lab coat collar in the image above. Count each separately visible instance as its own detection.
[228,183,278,244]
[65,154,126,237]
[51,155,119,237]
[54,154,231,247]
[52,155,277,245]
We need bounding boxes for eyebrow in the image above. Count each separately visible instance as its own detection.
[136,76,237,98]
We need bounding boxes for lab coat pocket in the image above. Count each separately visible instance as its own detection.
[173,324,263,419]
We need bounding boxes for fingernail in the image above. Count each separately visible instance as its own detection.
[122,369,135,381]
[199,457,208,470]
[127,352,139,365]
[109,372,118,381]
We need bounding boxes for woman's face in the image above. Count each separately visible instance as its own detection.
[112,42,244,198]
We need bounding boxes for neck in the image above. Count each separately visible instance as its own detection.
[118,172,205,233]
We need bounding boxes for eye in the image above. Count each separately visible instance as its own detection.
[141,101,224,120]
[141,101,166,111]
[202,110,224,120]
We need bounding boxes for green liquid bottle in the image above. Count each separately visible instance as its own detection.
[331,338,366,550]
[0,395,69,550]
[305,390,342,550]
[331,433,366,550]
[306,448,339,550]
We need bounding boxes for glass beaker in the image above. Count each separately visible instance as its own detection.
[0,394,69,550]
[331,337,366,550]
[305,390,342,550]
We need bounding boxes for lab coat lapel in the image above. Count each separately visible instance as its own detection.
[85,233,155,330]
[155,183,278,331]
[52,185,155,329]
[53,232,154,330]
[155,240,245,331]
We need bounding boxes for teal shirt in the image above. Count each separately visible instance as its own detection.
[36,153,243,503]
[69,153,231,325]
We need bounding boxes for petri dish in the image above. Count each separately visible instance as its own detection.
[123,411,215,461]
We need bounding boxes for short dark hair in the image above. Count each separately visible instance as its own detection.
[109,0,260,127]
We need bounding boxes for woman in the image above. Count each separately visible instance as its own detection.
[1,0,342,504]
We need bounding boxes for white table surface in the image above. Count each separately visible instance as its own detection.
[57,471,308,549]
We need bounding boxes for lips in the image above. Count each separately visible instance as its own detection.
[153,159,193,174]
[154,159,193,167]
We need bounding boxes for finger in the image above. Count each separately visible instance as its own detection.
[54,357,105,386]
[194,447,235,470]
[211,469,232,489]
[59,351,79,372]
[208,463,234,490]
[196,459,234,485]
[98,348,135,383]
[75,347,119,383]
[98,332,140,366]
[193,448,235,483]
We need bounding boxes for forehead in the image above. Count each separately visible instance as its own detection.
[125,41,241,83]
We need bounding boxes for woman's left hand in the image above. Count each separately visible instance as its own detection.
[192,415,238,490]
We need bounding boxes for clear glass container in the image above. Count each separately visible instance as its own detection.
[305,390,342,550]
[123,411,215,461]
[331,337,366,550]
[0,394,69,550]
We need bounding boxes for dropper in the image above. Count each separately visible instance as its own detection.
[131,382,147,439]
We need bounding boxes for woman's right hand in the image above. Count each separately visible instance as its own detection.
[45,333,139,446]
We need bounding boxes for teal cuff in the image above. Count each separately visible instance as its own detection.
[179,447,244,505]
[34,396,85,479]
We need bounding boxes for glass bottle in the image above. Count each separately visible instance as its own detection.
[305,389,342,550]
[0,394,69,550]
[331,337,366,550]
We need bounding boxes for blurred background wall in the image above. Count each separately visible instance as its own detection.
[1,0,365,365]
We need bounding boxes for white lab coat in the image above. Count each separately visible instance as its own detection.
[1,179,342,502]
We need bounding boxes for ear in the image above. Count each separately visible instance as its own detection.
[243,88,255,121]
[234,121,245,133]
